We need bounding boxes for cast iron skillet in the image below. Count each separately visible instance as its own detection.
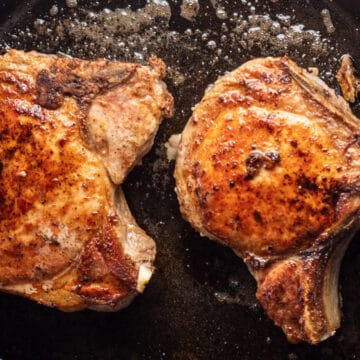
[0,1,360,359]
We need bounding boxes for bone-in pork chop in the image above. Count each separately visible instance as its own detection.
[0,50,173,311]
[174,57,360,343]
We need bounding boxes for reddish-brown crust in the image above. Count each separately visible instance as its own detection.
[77,210,138,306]
[175,56,360,343]
[175,59,359,256]
[0,50,171,311]
[175,57,359,257]
[255,255,327,343]
[35,58,137,110]
[257,259,308,342]
[75,285,130,308]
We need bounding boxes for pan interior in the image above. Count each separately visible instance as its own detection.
[0,1,360,359]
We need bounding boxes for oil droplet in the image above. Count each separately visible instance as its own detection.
[216,8,228,20]
[206,40,217,49]
[49,5,59,16]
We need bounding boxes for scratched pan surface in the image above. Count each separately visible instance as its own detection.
[0,0,360,359]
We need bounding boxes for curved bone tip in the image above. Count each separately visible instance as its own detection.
[136,264,154,293]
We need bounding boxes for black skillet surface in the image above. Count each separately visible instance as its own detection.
[1,0,360,359]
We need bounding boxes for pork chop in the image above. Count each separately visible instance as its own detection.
[174,56,360,343]
[0,50,173,311]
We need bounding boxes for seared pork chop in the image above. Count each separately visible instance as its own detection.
[174,57,360,343]
[0,50,173,311]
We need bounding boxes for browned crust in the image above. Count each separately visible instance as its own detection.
[174,56,360,343]
[249,212,360,344]
[0,49,170,311]
[175,56,360,257]
[256,255,326,344]
[76,210,138,308]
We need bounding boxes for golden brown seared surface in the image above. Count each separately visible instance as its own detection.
[175,57,360,343]
[0,50,173,311]
[175,57,360,257]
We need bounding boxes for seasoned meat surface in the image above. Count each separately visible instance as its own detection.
[0,50,173,311]
[174,57,360,343]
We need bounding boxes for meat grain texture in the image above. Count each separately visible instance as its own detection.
[175,56,360,344]
[0,50,173,311]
